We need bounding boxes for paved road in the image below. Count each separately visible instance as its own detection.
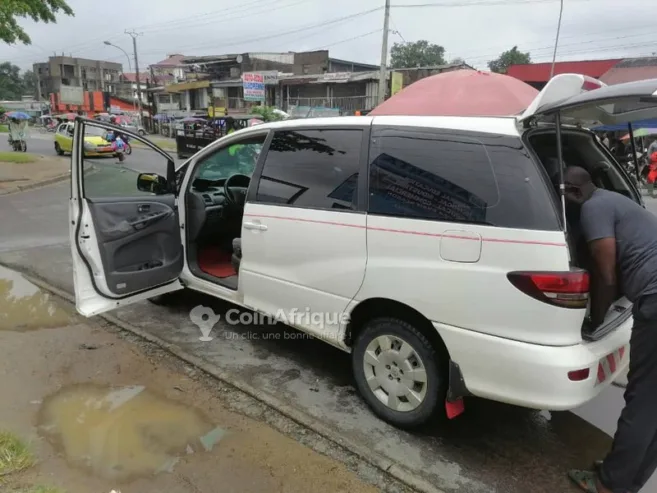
[1,145,656,491]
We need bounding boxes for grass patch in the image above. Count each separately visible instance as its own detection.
[0,431,34,477]
[0,124,8,133]
[12,486,66,493]
[0,152,37,164]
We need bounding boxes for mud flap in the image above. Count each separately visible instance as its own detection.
[445,360,469,419]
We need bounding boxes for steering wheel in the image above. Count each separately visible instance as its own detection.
[224,174,250,207]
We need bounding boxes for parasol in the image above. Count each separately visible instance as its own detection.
[6,111,31,120]
[370,69,539,117]
[620,128,657,140]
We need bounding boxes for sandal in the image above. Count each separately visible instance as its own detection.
[568,470,599,493]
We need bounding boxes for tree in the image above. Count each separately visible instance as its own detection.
[0,62,25,100]
[390,40,446,69]
[450,57,466,66]
[488,46,531,74]
[22,69,37,97]
[0,0,74,45]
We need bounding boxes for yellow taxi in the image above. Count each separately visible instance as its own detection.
[54,122,115,157]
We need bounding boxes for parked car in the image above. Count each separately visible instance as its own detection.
[54,122,114,157]
[68,74,655,429]
[120,121,146,136]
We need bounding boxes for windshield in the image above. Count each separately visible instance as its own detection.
[195,136,266,182]
[85,125,109,137]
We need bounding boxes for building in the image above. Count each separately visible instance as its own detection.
[390,63,472,87]
[506,59,621,90]
[0,96,49,118]
[33,56,122,101]
[116,73,149,106]
[598,57,657,85]
[150,54,187,85]
[148,50,385,117]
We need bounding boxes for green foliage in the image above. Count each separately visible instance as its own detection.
[22,70,37,97]
[0,63,38,100]
[0,0,74,45]
[249,105,284,122]
[488,46,531,74]
[390,40,446,69]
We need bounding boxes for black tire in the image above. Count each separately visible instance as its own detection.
[55,142,64,156]
[138,129,146,136]
[148,292,181,306]
[352,317,444,429]
[124,143,132,155]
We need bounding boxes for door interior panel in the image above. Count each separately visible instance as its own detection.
[87,197,183,295]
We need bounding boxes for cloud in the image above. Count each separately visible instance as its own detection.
[1,0,654,74]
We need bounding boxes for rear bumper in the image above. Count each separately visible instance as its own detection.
[434,317,631,410]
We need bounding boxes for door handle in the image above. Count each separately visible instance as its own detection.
[137,204,151,213]
[243,221,268,231]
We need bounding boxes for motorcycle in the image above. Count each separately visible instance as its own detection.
[7,120,27,152]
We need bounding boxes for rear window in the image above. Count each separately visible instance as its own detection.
[368,128,560,231]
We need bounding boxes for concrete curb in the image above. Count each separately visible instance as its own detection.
[0,172,70,195]
[8,265,444,493]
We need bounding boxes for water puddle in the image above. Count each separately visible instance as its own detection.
[37,383,225,482]
[0,265,71,331]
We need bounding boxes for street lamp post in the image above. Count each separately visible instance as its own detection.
[104,41,136,111]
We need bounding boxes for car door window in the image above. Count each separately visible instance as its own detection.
[368,129,560,231]
[255,129,363,210]
[190,134,267,188]
[81,121,172,199]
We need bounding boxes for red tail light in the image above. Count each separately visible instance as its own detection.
[507,270,589,309]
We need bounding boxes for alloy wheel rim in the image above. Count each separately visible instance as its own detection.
[363,335,428,412]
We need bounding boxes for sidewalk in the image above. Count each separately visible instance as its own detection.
[0,154,70,195]
[0,265,381,493]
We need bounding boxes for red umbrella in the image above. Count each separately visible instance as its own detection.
[370,69,539,117]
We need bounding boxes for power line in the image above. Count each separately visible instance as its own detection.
[308,29,384,51]
[393,0,592,6]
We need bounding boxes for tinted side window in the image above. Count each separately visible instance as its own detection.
[255,129,362,210]
[368,129,560,231]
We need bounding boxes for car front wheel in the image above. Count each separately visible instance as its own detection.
[352,317,444,429]
[55,142,64,156]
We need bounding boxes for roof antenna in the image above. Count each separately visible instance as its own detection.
[549,0,564,79]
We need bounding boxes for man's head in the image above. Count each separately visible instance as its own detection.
[110,116,117,124]
[564,166,596,205]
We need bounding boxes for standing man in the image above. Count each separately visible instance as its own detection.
[648,137,657,157]
[565,166,657,493]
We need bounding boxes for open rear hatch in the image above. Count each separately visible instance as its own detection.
[519,74,657,340]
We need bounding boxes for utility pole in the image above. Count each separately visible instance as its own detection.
[549,0,564,79]
[125,30,144,124]
[377,0,391,106]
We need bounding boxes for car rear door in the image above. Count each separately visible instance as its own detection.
[520,74,657,340]
[70,118,184,317]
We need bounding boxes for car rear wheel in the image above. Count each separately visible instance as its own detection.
[352,317,444,429]
[54,142,64,156]
[138,129,146,136]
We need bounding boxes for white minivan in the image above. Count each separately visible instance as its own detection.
[70,74,657,429]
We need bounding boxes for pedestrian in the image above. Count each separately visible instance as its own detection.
[564,166,657,493]
[646,152,657,198]
[648,137,657,157]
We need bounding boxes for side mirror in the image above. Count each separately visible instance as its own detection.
[137,173,167,194]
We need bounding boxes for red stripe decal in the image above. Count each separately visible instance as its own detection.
[597,364,606,383]
[607,354,617,374]
[243,214,567,247]
[619,347,625,359]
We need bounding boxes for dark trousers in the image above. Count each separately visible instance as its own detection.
[601,293,657,493]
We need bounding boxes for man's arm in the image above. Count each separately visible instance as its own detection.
[580,198,618,327]
[588,238,617,327]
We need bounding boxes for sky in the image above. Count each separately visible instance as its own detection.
[1,0,656,74]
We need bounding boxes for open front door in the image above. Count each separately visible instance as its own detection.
[519,73,657,127]
[70,117,184,317]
